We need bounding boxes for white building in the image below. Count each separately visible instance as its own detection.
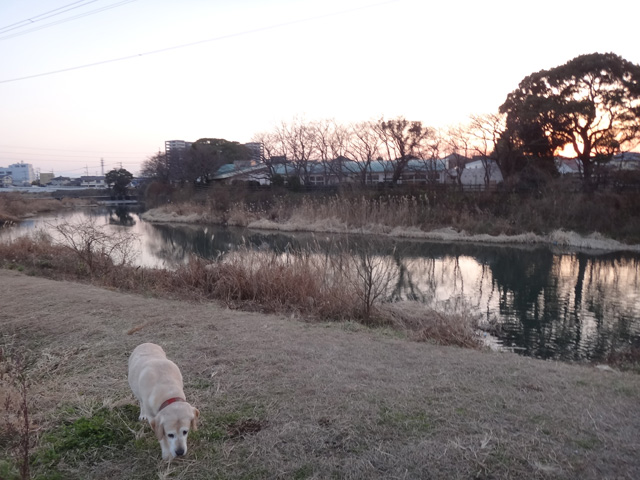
[612,152,640,170]
[0,162,36,186]
[165,140,193,161]
[80,176,106,188]
[459,159,503,187]
[556,157,582,175]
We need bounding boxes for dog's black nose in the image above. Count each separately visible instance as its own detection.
[175,449,185,456]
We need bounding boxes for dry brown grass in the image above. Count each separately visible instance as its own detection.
[0,225,479,348]
[0,193,80,224]
[0,231,480,351]
[149,182,640,243]
[1,348,32,480]
[1,270,639,479]
[381,302,483,349]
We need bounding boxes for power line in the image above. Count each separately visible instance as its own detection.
[0,0,400,84]
[0,144,150,154]
[0,0,138,41]
[1,158,144,167]
[0,0,101,34]
[0,150,149,159]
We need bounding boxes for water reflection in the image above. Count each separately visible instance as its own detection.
[109,207,136,226]
[2,207,639,363]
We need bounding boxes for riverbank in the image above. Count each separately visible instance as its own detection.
[141,206,640,253]
[1,269,639,479]
[0,192,86,224]
[141,181,640,247]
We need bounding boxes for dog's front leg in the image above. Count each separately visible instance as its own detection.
[138,401,151,421]
[160,438,171,460]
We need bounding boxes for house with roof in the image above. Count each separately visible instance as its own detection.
[556,157,582,176]
[459,159,503,187]
[50,176,72,186]
[80,176,106,188]
[555,153,640,176]
[212,157,455,187]
[611,152,640,171]
[213,162,272,185]
[0,173,12,187]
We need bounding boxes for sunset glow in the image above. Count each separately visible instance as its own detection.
[1,0,639,176]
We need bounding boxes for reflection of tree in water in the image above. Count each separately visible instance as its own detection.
[578,254,640,360]
[389,253,461,305]
[488,247,556,358]
[389,251,428,302]
[488,248,640,362]
[108,207,136,226]
[137,220,640,363]
[144,224,321,264]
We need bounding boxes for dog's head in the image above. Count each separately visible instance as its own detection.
[151,402,199,459]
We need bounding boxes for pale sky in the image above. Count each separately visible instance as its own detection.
[1,0,639,177]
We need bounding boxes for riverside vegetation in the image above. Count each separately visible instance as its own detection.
[0,192,85,224]
[2,181,640,348]
[143,178,640,245]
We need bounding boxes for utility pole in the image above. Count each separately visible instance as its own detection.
[101,158,104,176]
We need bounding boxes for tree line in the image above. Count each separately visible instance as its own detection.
[142,52,640,193]
[141,115,506,189]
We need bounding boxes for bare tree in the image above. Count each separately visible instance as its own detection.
[141,151,189,184]
[346,120,382,186]
[468,113,505,187]
[414,129,447,185]
[252,130,284,180]
[445,125,473,187]
[330,244,398,323]
[275,117,317,185]
[49,219,139,274]
[374,116,433,185]
[312,119,350,185]
[352,249,397,323]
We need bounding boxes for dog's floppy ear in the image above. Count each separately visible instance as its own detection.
[150,418,164,441]
[191,408,200,431]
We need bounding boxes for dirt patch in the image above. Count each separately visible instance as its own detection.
[1,269,640,479]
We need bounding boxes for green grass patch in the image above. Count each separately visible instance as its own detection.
[293,464,315,479]
[33,404,139,469]
[573,436,601,450]
[377,404,433,434]
[0,459,20,480]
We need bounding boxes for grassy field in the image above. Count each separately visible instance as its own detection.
[2,269,640,479]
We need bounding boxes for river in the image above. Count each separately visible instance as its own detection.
[2,206,639,364]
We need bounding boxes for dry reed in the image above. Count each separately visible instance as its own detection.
[0,232,481,348]
[1,348,32,480]
[380,301,483,349]
[0,193,80,224]
[146,181,640,243]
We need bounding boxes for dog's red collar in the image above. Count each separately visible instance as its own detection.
[158,397,185,412]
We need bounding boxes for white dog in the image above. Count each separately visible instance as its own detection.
[128,343,200,460]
